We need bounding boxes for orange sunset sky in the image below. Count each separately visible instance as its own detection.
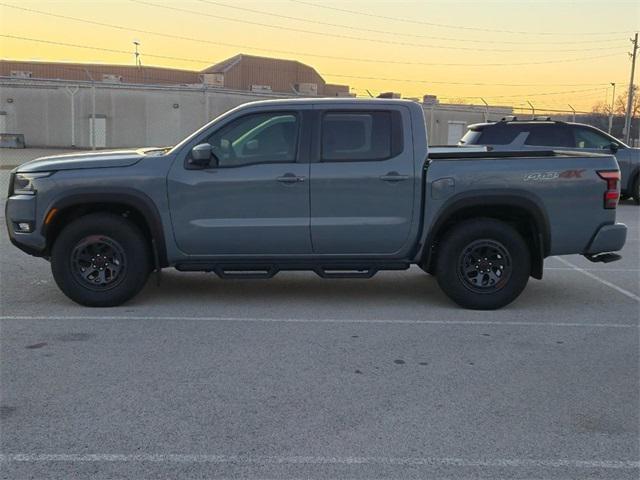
[1,0,638,112]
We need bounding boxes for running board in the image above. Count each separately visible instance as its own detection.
[175,261,410,279]
[584,253,622,263]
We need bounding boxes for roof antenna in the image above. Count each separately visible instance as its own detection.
[365,89,374,98]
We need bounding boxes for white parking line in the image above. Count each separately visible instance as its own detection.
[554,257,640,302]
[0,315,636,329]
[546,267,640,272]
[1,453,638,470]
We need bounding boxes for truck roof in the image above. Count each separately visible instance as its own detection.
[231,97,420,108]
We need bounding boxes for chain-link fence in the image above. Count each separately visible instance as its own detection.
[1,77,638,170]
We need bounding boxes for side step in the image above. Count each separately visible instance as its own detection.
[214,266,277,279]
[314,266,378,279]
[584,253,622,264]
[175,261,410,279]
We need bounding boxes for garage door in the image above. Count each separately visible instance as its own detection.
[447,121,466,145]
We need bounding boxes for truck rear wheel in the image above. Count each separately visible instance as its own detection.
[51,213,151,307]
[435,218,531,310]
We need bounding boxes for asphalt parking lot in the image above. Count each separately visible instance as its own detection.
[0,161,638,479]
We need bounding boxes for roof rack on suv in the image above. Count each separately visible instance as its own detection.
[498,116,567,124]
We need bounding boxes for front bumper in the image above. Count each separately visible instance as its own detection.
[585,223,627,254]
[5,194,47,256]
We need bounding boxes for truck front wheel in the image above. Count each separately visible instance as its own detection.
[51,213,151,307]
[435,219,531,310]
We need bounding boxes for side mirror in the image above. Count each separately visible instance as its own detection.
[189,143,213,167]
[610,142,619,154]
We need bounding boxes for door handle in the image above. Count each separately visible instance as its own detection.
[379,172,409,182]
[276,174,305,184]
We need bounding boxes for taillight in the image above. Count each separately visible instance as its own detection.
[597,170,620,209]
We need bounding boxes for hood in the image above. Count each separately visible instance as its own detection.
[16,149,158,173]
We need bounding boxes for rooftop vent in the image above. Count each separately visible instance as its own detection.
[102,74,123,83]
[10,71,32,78]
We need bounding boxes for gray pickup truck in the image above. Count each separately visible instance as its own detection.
[5,99,627,310]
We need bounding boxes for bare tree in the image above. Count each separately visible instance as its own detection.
[591,101,612,115]
[592,85,639,117]
[613,85,639,116]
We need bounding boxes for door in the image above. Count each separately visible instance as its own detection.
[309,109,415,255]
[168,110,311,256]
[569,125,633,188]
[89,116,106,148]
[447,121,466,145]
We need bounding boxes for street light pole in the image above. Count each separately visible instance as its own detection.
[608,82,616,134]
[133,40,141,67]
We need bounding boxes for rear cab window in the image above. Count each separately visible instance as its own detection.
[320,110,403,161]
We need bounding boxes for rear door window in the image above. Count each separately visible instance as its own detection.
[523,125,573,147]
[321,111,400,161]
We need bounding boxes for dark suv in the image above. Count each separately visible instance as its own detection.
[460,118,640,203]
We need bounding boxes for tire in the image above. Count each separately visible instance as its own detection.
[51,213,151,307]
[435,218,531,310]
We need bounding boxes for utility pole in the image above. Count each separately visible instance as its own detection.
[608,82,616,134]
[623,33,638,144]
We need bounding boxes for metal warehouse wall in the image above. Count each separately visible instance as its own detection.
[0,80,290,148]
[423,104,513,145]
[0,79,512,148]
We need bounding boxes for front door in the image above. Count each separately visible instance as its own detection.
[569,125,633,186]
[168,110,311,256]
[309,108,415,255]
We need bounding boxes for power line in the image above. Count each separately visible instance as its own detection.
[323,73,623,88]
[290,0,638,37]
[4,3,623,69]
[128,0,627,54]
[1,32,625,68]
[0,34,617,106]
[193,0,626,46]
[0,34,212,64]
[4,59,615,89]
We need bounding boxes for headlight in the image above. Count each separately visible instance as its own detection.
[12,172,53,195]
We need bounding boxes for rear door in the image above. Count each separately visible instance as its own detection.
[520,124,574,150]
[309,106,415,255]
